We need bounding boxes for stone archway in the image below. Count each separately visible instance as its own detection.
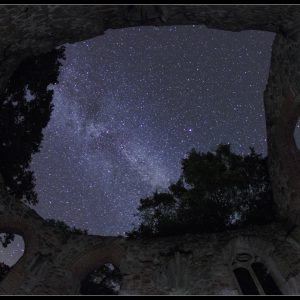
[0,225,33,293]
[0,178,39,294]
[55,237,125,295]
[67,243,124,281]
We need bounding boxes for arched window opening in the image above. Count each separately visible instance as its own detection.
[231,251,282,295]
[0,233,25,282]
[80,263,122,295]
[233,267,260,295]
[251,262,282,295]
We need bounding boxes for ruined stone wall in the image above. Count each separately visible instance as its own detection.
[1,174,300,295]
[0,4,300,294]
[116,223,300,295]
[3,211,300,294]
[0,4,299,92]
[264,33,300,225]
[0,4,299,223]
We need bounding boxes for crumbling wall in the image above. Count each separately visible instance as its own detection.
[117,224,300,295]
[0,4,299,223]
[0,4,298,91]
[0,4,300,294]
[1,174,300,294]
[264,33,300,224]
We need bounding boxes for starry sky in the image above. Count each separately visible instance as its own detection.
[1,25,275,266]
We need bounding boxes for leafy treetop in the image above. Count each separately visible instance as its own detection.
[128,144,276,238]
[0,47,65,205]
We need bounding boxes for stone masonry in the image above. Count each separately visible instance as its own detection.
[0,5,300,294]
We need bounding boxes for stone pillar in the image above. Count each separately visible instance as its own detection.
[264,33,300,225]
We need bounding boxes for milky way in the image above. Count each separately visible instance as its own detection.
[1,25,275,266]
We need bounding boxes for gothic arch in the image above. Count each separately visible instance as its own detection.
[61,238,125,294]
[0,226,30,294]
[223,236,288,295]
[0,213,44,294]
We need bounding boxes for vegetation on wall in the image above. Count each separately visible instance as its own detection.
[45,219,88,236]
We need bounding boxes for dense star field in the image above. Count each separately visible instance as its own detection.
[1,25,275,266]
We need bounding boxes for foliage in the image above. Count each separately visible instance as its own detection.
[0,233,14,248]
[128,144,276,238]
[0,47,65,205]
[80,263,122,295]
[45,219,88,236]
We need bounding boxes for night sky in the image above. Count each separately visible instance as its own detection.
[1,25,275,266]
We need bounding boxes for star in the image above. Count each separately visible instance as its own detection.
[1,24,276,266]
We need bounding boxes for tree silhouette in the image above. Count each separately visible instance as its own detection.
[128,144,276,238]
[0,47,65,247]
[0,47,65,205]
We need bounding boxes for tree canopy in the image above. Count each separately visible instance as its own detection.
[128,144,276,238]
[0,47,65,205]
